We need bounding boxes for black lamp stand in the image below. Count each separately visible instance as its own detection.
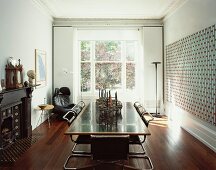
[152,62,161,118]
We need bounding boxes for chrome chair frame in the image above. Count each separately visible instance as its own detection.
[127,102,154,169]
[63,101,93,170]
[90,135,153,170]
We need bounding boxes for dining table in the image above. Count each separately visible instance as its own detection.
[63,101,153,170]
[65,101,151,136]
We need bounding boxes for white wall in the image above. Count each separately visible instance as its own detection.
[143,27,163,113]
[164,0,216,44]
[53,27,74,102]
[164,0,216,152]
[53,26,163,109]
[0,0,53,129]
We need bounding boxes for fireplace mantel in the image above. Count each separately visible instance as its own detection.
[0,86,34,148]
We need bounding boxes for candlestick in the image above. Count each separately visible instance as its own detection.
[115,91,117,106]
[101,89,103,98]
[108,90,112,107]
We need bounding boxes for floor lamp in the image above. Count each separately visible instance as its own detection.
[152,62,161,118]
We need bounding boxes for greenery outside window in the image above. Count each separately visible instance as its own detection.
[80,40,137,95]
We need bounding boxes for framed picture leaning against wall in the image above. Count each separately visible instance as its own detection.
[35,49,46,88]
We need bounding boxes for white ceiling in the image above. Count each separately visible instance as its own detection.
[34,0,187,20]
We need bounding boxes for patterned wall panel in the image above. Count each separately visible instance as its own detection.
[165,25,216,126]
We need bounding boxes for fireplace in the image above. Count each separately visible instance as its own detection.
[0,87,33,149]
[1,116,13,147]
[1,104,22,148]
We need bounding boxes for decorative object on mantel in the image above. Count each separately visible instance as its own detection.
[23,81,29,87]
[1,79,5,90]
[7,56,16,66]
[27,70,36,86]
[5,58,23,89]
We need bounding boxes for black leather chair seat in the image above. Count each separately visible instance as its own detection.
[76,135,91,144]
[129,135,141,144]
[91,135,129,160]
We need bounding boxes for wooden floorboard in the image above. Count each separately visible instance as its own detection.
[1,115,216,170]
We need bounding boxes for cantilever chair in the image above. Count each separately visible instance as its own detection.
[134,101,154,128]
[64,135,138,170]
[63,101,91,155]
[63,101,93,170]
[91,135,129,169]
[129,102,154,155]
[91,135,153,170]
[63,101,85,124]
[123,102,154,169]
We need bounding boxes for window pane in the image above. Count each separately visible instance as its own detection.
[81,62,91,92]
[95,41,121,61]
[126,63,135,90]
[126,41,135,61]
[95,63,121,89]
[81,41,91,61]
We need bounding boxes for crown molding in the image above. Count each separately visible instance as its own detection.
[31,0,54,21]
[53,18,163,27]
[163,0,189,22]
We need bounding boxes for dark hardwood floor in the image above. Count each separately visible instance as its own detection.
[1,115,216,170]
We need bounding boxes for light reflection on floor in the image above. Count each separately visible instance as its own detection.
[149,115,169,128]
[149,115,182,144]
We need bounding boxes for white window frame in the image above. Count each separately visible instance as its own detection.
[77,28,142,102]
[79,40,138,96]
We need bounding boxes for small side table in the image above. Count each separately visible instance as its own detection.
[36,104,54,128]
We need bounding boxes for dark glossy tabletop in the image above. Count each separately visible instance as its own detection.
[65,102,150,136]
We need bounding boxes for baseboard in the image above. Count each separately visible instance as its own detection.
[181,113,216,153]
[165,102,216,153]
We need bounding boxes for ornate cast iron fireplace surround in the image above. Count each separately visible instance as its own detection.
[0,87,33,149]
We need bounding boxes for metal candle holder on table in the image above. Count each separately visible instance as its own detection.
[97,99,122,126]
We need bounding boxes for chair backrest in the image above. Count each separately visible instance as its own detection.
[134,101,141,108]
[59,87,71,95]
[63,110,76,125]
[63,101,86,125]
[134,102,146,115]
[53,87,71,107]
[91,135,129,160]
[134,102,153,127]
[71,101,85,116]
[142,113,150,127]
